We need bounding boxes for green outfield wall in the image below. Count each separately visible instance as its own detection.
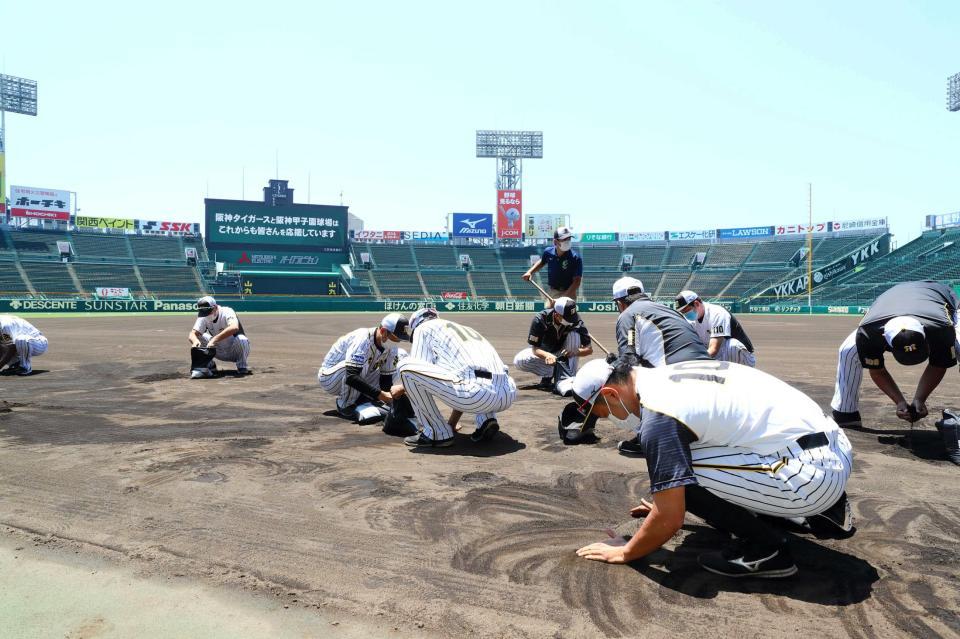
[0,296,876,316]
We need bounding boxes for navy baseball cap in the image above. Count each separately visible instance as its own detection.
[196,296,217,316]
[884,316,928,366]
[553,297,579,325]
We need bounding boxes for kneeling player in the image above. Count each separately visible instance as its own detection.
[567,358,853,578]
[188,296,251,378]
[513,297,593,395]
[0,315,49,376]
[318,313,410,424]
[674,290,756,366]
[394,308,517,448]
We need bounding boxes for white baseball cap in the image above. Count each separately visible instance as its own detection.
[410,307,439,331]
[571,359,615,413]
[197,295,217,307]
[882,316,925,346]
[380,313,411,341]
[554,226,574,241]
[612,277,645,301]
[675,290,699,309]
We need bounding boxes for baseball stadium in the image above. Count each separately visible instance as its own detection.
[3,5,960,638]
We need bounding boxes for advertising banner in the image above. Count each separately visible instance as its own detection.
[354,230,402,241]
[442,291,468,300]
[760,235,889,300]
[402,231,448,243]
[774,221,832,236]
[75,216,136,231]
[205,199,347,250]
[927,211,960,230]
[829,218,887,233]
[668,229,716,241]
[212,249,345,270]
[95,287,131,298]
[525,213,569,239]
[10,185,71,221]
[138,220,201,235]
[451,213,493,238]
[496,189,523,239]
[718,226,774,239]
[579,232,618,243]
[620,231,666,242]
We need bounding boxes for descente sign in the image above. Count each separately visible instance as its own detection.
[5,299,198,312]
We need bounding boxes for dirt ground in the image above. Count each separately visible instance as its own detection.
[1,312,959,638]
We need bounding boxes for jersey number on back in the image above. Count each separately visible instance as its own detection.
[668,360,729,384]
[444,322,483,343]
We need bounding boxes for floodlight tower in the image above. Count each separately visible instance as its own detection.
[0,74,39,215]
[476,130,543,189]
[949,72,960,112]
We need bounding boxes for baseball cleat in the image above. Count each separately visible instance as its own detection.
[698,542,797,578]
[813,492,854,532]
[7,364,32,376]
[404,433,454,448]
[471,418,500,443]
[831,409,862,430]
[617,436,645,457]
[535,376,555,391]
[190,368,214,379]
[236,367,251,375]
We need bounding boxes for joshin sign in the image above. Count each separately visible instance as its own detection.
[497,190,522,239]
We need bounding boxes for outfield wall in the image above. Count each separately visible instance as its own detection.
[0,296,879,316]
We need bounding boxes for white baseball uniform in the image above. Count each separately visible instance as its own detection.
[192,306,250,369]
[687,302,756,367]
[399,318,517,441]
[0,315,48,374]
[635,361,852,518]
[318,328,402,411]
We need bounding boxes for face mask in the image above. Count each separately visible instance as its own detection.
[604,393,641,430]
[558,240,572,251]
[683,309,698,321]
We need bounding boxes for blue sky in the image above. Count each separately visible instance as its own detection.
[3,1,958,243]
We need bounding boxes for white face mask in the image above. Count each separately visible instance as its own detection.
[603,393,641,430]
[558,240,572,251]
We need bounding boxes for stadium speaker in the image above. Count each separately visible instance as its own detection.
[620,254,634,271]
[185,247,198,265]
[460,254,472,270]
[360,252,372,269]
[789,247,808,267]
[57,241,74,263]
[690,251,707,268]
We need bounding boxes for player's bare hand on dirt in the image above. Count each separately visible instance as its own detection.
[390,384,405,399]
[629,498,655,518]
[910,399,928,420]
[576,542,627,564]
[896,401,913,421]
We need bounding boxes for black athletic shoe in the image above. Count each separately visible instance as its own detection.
[404,433,454,448]
[471,418,500,443]
[813,492,854,533]
[535,376,555,391]
[698,541,797,578]
[832,409,862,430]
[4,363,32,376]
[236,367,251,375]
[617,435,645,457]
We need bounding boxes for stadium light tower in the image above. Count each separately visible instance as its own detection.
[949,73,960,112]
[0,74,39,215]
[476,130,542,240]
[476,130,543,190]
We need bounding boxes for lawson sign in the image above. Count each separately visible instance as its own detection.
[718,226,774,239]
[452,213,493,238]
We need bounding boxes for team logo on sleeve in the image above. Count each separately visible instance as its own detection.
[529,334,540,344]
[864,358,880,366]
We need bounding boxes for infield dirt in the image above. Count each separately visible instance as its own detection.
[1,313,958,638]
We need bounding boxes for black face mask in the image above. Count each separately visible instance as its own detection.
[197,306,215,317]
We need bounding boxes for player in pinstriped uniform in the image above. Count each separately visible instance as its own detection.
[831,281,960,428]
[318,314,409,423]
[674,290,756,367]
[567,357,853,578]
[0,315,48,376]
[393,308,517,448]
[189,296,251,377]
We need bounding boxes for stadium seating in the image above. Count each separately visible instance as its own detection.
[664,244,710,267]
[19,262,80,297]
[373,270,424,297]
[9,230,66,257]
[746,240,805,265]
[368,244,415,269]
[414,245,458,269]
[624,245,667,267]
[73,263,143,295]
[421,271,470,297]
[129,236,185,262]
[685,270,740,299]
[578,246,623,270]
[457,246,501,270]
[138,266,204,297]
[0,256,30,296]
[469,271,508,298]
[705,243,755,267]
[69,233,131,260]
